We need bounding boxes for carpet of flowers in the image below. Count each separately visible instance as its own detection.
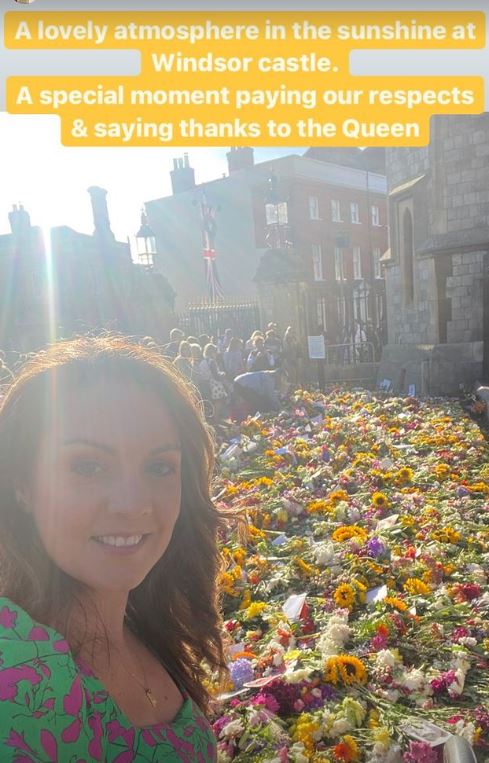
[210,389,489,763]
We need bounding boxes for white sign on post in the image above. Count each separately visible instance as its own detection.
[307,335,326,360]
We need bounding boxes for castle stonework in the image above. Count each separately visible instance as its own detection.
[379,115,489,395]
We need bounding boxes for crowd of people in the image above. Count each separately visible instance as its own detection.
[161,323,301,421]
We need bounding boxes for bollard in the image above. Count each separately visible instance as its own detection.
[443,736,477,763]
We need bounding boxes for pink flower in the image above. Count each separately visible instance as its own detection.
[5,730,34,753]
[40,729,58,762]
[53,639,70,654]
[28,626,50,641]
[0,606,17,629]
[0,666,42,701]
[112,753,135,763]
[61,718,82,744]
[63,676,83,716]
[140,729,158,747]
[88,712,103,761]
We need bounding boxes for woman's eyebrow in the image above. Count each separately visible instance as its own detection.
[62,438,114,453]
[62,439,181,455]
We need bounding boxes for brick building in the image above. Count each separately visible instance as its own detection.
[0,188,174,353]
[146,148,388,345]
[379,114,489,395]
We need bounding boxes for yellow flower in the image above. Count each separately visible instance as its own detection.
[324,655,367,686]
[245,601,267,620]
[403,578,431,596]
[372,492,389,508]
[434,463,451,480]
[332,526,368,543]
[307,499,331,515]
[397,466,414,483]
[294,557,318,577]
[384,596,408,612]
[333,583,356,610]
[329,489,350,504]
[430,527,461,544]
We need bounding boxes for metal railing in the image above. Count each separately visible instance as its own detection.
[324,341,376,366]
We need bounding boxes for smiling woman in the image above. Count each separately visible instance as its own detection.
[0,335,226,761]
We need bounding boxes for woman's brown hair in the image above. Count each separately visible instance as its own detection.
[0,334,226,710]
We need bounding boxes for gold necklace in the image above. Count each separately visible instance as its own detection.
[119,640,160,709]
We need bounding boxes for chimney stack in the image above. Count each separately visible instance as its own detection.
[170,154,196,194]
[226,147,254,174]
[87,186,115,242]
[8,203,31,237]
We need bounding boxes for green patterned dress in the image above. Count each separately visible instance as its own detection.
[0,597,217,762]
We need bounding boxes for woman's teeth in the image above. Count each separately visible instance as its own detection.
[95,535,143,547]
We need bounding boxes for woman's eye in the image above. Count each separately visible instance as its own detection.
[146,462,175,477]
[72,460,104,477]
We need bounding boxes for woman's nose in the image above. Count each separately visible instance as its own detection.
[106,477,152,516]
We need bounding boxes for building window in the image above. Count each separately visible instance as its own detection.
[402,208,415,304]
[371,205,381,226]
[308,196,320,220]
[312,243,324,281]
[331,199,342,222]
[266,201,288,225]
[353,246,362,279]
[316,296,327,331]
[373,247,382,278]
[350,202,360,224]
[335,247,345,281]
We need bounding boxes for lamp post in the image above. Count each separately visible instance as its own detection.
[135,208,157,269]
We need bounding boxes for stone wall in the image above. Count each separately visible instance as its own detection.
[382,115,489,393]
[446,251,484,344]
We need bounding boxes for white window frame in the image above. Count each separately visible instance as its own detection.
[350,202,360,224]
[371,205,381,226]
[266,201,288,225]
[331,199,342,222]
[334,247,345,281]
[312,243,324,281]
[373,247,382,278]
[353,246,362,279]
[308,196,320,220]
[316,296,327,331]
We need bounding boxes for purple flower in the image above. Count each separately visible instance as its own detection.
[456,486,470,498]
[228,658,254,689]
[366,537,386,557]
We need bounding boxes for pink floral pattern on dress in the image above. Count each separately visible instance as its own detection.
[0,598,216,762]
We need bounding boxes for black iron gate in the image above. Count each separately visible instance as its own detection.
[176,300,261,341]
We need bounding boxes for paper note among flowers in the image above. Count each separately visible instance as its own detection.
[282,592,308,622]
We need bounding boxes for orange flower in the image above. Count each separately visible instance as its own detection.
[334,735,360,762]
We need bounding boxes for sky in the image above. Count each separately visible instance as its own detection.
[0,113,300,249]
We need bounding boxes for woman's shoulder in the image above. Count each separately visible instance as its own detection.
[0,597,72,657]
[0,598,94,761]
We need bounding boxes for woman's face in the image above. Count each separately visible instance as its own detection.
[23,378,182,594]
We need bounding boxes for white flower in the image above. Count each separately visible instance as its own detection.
[329,718,352,736]
[375,649,398,669]
[313,541,338,567]
[221,718,244,738]
[289,742,309,763]
[283,668,311,683]
[318,610,351,658]
[402,668,425,692]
